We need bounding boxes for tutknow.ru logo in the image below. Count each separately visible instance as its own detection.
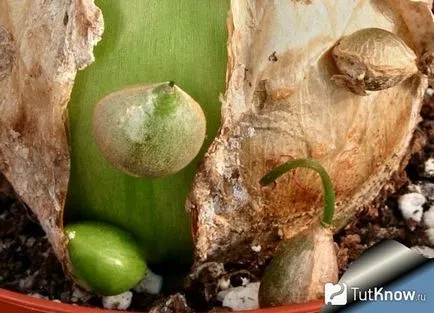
[325,283,347,305]
[324,282,427,306]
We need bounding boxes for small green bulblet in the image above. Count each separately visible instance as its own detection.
[65,221,147,296]
[92,81,206,178]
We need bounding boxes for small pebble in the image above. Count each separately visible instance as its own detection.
[218,277,231,290]
[424,158,434,177]
[134,270,163,295]
[60,291,71,302]
[217,282,260,311]
[397,193,426,226]
[411,246,434,258]
[426,228,434,245]
[19,273,36,290]
[102,291,133,310]
[149,294,191,313]
[19,278,32,290]
[418,182,434,201]
[240,277,250,286]
[25,237,35,248]
[424,206,434,229]
[408,184,422,194]
[71,285,91,303]
[251,244,262,253]
[29,293,48,300]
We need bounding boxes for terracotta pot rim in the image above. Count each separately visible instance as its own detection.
[0,288,324,313]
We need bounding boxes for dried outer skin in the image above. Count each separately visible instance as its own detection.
[398,0,434,78]
[332,28,418,94]
[0,1,103,269]
[258,223,338,307]
[419,52,434,78]
[188,0,434,264]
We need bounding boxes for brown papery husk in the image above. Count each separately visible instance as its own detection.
[258,222,338,307]
[0,1,103,270]
[189,0,434,265]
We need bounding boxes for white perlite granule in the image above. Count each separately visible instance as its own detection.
[425,158,434,177]
[217,282,260,311]
[424,205,434,229]
[134,270,163,295]
[218,277,231,290]
[28,293,48,300]
[411,246,434,258]
[426,228,434,246]
[251,244,262,252]
[397,193,426,223]
[71,285,91,303]
[102,291,133,310]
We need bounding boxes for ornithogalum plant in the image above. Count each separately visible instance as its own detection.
[1,0,433,302]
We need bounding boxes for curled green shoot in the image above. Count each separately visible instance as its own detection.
[260,158,335,227]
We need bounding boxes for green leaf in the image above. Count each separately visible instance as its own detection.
[67,0,229,264]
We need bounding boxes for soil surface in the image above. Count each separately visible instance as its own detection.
[0,92,433,311]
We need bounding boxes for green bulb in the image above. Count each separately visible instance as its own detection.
[65,221,147,295]
[92,82,206,178]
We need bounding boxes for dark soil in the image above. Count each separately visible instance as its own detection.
[0,189,100,307]
[0,93,433,311]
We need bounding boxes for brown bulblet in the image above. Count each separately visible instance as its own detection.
[259,222,338,307]
[331,28,418,96]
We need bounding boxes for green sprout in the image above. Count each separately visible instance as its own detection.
[260,158,335,227]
